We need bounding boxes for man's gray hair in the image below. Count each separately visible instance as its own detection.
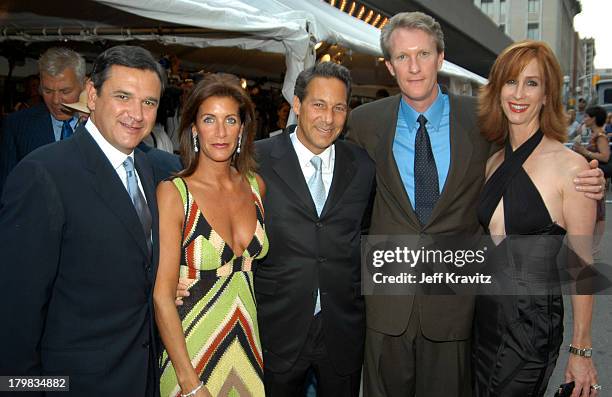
[38,47,86,84]
[380,12,445,60]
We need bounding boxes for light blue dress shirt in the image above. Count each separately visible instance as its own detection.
[392,85,451,208]
[50,115,78,142]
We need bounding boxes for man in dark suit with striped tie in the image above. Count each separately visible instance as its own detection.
[0,47,85,194]
[0,45,165,396]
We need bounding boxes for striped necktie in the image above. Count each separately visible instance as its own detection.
[123,157,152,257]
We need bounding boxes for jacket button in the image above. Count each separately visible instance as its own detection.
[316,222,322,228]
[142,340,150,348]
[317,257,326,263]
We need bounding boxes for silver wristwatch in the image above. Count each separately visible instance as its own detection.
[569,344,593,358]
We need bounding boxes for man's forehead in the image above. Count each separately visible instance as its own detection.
[105,65,160,86]
[40,70,79,87]
[390,28,437,47]
[305,77,347,100]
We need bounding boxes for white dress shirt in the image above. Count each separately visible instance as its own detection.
[85,119,146,201]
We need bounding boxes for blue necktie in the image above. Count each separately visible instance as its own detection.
[414,114,439,226]
[307,155,326,315]
[123,157,152,257]
[61,119,73,140]
[308,156,326,216]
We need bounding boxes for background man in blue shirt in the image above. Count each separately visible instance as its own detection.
[0,47,85,194]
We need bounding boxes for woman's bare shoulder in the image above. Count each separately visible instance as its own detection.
[485,148,504,178]
[551,143,590,173]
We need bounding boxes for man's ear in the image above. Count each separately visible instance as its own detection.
[292,95,302,117]
[86,80,97,112]
[385,60,396,77]
[437,51,445,71]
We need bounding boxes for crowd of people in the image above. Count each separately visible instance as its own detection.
[0,10,608,397]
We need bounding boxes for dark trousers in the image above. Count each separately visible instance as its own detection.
[363,301,471,397]
[264,314,361,397]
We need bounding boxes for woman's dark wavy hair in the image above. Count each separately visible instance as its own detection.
[177,73,257,177]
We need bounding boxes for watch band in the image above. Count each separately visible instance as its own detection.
[569,344,593,358]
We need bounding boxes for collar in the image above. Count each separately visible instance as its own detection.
[50,115,75,128]
[290,131,335,171]
[85,119,134,170]
[400,85,445,132]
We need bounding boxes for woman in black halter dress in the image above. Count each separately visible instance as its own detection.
[473,41,599,396]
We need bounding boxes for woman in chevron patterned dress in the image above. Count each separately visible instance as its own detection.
[154,73,267,397]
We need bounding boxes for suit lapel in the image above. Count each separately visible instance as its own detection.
[270,132,318,216]
[75,127,150,258]
[34,104,56,146]
[375,95,421,228]
[320,141,356,217]
[135,149,157,264]
[427,93,474,227]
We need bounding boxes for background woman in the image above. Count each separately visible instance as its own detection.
[573,106,610,254]
[474,41,599,396]
[154,74,267,397]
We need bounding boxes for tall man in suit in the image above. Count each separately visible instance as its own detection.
[0,45,166,396]
[0,47,86,194]
[255,62,375,396]
[346,11,605,397]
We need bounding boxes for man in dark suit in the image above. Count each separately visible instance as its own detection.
[137,142,182,185]
[255,62,375,396]
[0,47,85,194]
[346,11,605,397]
[0,45,166,396]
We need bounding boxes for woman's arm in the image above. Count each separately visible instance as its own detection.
[153,181,202,394]
[574,135,610,163]
[561,154,599,397]
[255,172,267,200]
[595,134,610,163]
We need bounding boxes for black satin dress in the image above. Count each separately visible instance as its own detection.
[473,130,565,397]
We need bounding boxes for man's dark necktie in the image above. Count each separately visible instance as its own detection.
[414,114,439,226]
[61,119,73,140]
[123,157,152,257]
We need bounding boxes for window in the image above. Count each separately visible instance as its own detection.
[480,0,495,16]
[500,0,507,16]
[527,23,540,40]
[499,24,506,33]
[528,0,540,13]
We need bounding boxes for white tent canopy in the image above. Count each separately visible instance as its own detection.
[0,0,487,100]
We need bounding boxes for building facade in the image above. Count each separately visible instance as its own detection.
[474,0,584,105]
[581,38,596,102]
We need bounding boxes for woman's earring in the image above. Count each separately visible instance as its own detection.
[237,134,242,154]
[193,134,199,153]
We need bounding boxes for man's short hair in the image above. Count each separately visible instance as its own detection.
[90,45,166,94]
[38,47,86,84]
[294,62,352,102]
[380,12,445,60]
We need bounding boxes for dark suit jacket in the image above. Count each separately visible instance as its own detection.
[254,129,375,375]
[346,93,491,341]
[0,103,55,194]
[137,142,183,185]
[0,126,160,397]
